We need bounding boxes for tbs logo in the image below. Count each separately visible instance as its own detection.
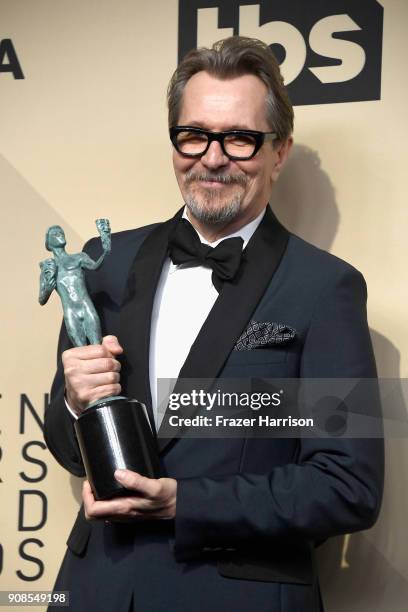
[178,0,383,105]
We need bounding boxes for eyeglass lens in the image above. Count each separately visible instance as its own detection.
[175,130,257,158]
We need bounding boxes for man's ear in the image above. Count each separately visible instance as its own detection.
[271,136,293,182]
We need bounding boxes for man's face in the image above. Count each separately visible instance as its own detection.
[172,71,292,232]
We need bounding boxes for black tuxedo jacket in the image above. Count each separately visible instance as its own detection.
[44,207,384,612]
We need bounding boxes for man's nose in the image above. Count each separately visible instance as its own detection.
[200,140,229,169]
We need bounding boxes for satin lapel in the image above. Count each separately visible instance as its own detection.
[157,206,290,452]
[119,210,182,434]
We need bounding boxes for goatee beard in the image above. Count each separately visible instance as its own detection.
[184,170,247,225]
[185,194,242,225]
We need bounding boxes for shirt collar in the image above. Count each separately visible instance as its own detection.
[181,206,266,250]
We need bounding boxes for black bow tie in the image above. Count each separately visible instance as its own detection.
[168,219,244,292]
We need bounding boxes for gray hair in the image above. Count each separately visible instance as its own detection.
[167,36,294,141]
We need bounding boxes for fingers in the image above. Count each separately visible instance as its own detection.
[63,337,123,361]
[102,335,123,356]
[83,480,146,520]
[63,344,110,361]
[76,371,120,387]
[82,473,177,521]
[114,470,177,514]
[114,469,161,498]
[62,336,123,414]
[81,358,121,375]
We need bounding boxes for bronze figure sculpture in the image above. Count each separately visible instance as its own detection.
[39,219,111,346]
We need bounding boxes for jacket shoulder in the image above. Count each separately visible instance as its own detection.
[286,232,366,285]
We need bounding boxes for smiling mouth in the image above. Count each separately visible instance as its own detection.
[199,179,228,187]
[194,179,245,189]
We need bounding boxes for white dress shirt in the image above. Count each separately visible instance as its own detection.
[150,208,265,427]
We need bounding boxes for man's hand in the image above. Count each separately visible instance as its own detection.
[63,335,123,416]
[83,470,177,521]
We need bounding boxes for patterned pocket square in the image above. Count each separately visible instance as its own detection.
[234,320,296,351]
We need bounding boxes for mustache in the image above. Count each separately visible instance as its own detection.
[185,171,247,186]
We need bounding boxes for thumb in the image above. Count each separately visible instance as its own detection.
[102,335,123,356]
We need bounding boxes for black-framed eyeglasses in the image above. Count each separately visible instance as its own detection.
[169,126,278,161]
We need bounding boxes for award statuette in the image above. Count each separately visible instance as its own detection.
[39,219,160,500]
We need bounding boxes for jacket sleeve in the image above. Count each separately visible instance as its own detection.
[43,320,86,477]
[173,267,384,559]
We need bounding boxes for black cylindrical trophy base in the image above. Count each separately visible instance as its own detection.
[74,397,161,500]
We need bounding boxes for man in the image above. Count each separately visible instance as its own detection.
[45,37,384,612]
